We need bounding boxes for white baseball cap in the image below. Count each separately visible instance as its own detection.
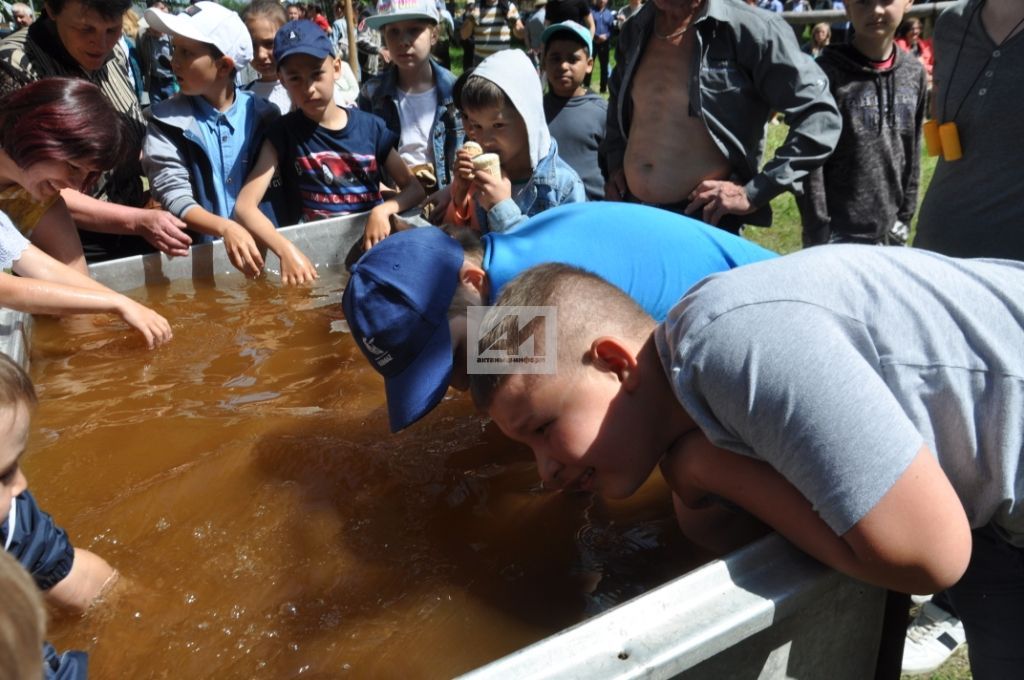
[365,0,440,29]
[144,2,253,70]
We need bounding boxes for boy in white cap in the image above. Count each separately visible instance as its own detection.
[142,1,286,279]
[358,0,464,194]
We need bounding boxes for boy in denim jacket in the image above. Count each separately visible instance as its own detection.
[358,0,464,193]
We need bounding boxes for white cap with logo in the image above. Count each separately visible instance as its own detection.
[144,1,253,70]
[365,0,440,29]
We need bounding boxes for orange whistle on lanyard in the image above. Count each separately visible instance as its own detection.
[938,122,963,161]
[923,119,942,157]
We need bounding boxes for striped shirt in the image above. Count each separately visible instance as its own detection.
[473,1,518,62]
[0,18,148,209]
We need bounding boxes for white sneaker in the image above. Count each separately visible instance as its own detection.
[902,601,967,675]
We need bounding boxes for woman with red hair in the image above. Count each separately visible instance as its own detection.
[0,77,132,274]
[0,78,173,349]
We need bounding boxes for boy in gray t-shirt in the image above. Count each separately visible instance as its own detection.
[471,246,1024,677]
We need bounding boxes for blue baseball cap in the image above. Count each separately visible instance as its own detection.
[274,19,335,65]
[541,20,593,56]
[341,227,465,432]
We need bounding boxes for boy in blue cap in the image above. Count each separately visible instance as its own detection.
[235,19,426,284]
[341,202,776,431]
[541,20,607,201]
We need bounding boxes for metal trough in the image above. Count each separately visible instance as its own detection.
[3,214,891,678]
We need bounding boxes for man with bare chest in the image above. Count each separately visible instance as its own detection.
[603,0,841,232]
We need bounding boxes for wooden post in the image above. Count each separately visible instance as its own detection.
[345,0,359,79]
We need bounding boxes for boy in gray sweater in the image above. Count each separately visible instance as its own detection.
[541,21,606,201]
[798,0,926,246]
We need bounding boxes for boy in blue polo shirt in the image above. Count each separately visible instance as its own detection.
[341,202,776,431]
[142,1,284,279]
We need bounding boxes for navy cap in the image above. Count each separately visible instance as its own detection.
[341,227,465,432]
[274,19,335,65]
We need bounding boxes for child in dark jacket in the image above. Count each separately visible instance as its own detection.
[798,0,926,246]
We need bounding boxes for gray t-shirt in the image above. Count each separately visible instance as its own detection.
[913,0,1024,259]
[0,210,30,271]
[656,245,1024,545]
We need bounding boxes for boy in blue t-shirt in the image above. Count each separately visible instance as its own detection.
[236,20,426,285]
[142,1,283,279]
[341,202,776,431]
[0,354,114,679]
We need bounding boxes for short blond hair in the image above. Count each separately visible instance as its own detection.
[0,550,46,680]
[469,263,653,410]
[0,354,36,413]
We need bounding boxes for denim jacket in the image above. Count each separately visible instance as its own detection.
[604,0,840,220]
[357,61,464,189]
[481,138,587,234]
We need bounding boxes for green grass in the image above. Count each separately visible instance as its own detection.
[746,123,939,254]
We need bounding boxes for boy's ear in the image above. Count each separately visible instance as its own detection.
[217,56,237,78]
[459,262,491,302]
[589,336,640,390]
[585,55,594,75]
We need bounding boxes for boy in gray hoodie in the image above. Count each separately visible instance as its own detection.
[798,0,926,246]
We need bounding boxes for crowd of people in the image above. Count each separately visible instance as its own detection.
[0,0,1022,677]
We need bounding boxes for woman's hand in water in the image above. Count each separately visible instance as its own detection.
[116,296,173,348]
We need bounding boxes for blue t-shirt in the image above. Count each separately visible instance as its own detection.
[481,202,777,320]
[267,108,399,222]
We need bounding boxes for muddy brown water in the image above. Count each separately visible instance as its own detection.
[24,269,705,678]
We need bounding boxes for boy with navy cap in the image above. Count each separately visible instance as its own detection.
[142,1,285,279]
[235,19,426,285]
[342,202,776,431]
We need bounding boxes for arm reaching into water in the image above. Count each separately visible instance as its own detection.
[8,245,172,348]
[235,141,319,285]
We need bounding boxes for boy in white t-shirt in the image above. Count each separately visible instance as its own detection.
[357,0,464,192]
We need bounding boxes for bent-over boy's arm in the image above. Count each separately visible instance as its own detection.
[662,432,971,594]
[362,150,427,250]
[46,548,118,613]
[236,141,318,285]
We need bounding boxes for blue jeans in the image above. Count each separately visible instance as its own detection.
[945,524,1024,679]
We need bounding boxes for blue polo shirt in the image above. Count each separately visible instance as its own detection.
[481,202,777,321]
[191,89,258,219]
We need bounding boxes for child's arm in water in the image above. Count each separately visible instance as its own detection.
[660,430,972,595]
[46,548,118,613]
[236,141,318,286]
[7,245,172,349]
[362,150,427,250]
